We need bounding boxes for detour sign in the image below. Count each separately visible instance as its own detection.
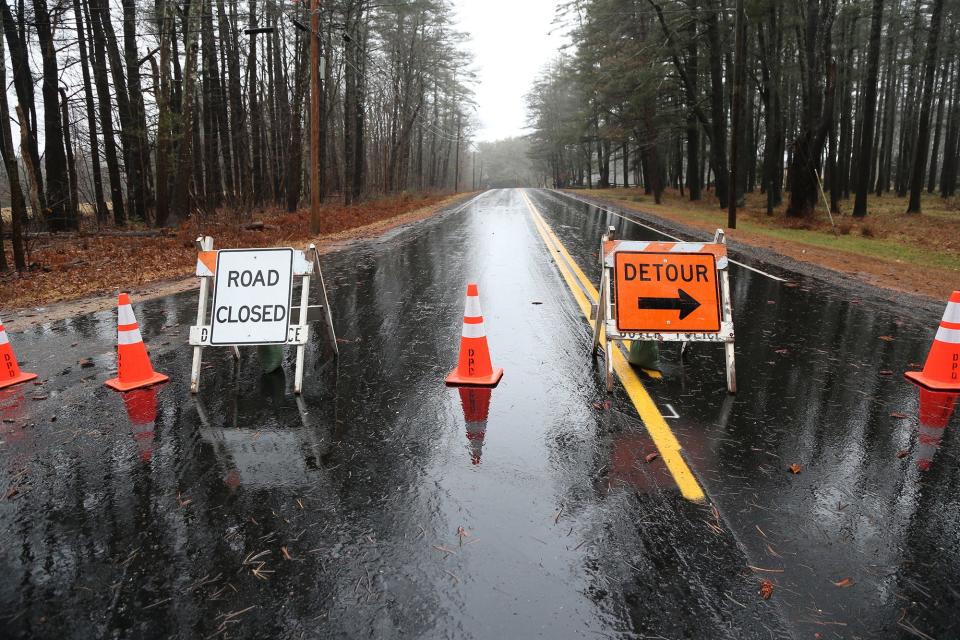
[613,249,721,333]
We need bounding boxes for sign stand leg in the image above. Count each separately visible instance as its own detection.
[722,266,737,394]
[718,253,737,394]
[591,271,606,355]
[311,244,339,357]
[605,339,615,393]
[294,271,311,395]
[190,236,214,394]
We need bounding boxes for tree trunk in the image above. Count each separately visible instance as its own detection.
[0,0,44,215]
[122,0,152,220]
[706,0,728,209]
[896,0,923,197]
[92,0,142,223]
[86,0,125,225]
[59,88,80,227]
[72,0,108,226]
[201,0,224,209]
[170,0,199,223]
[248,0,263,205]
[927,54,950,193]
[785,0,836,218]
[853,0,883,218]
[906,0,945,213]
[0,11,25,269]
[32,0,74,231]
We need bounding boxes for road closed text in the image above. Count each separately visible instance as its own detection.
[214,302,287,324]
[209,249,294,344]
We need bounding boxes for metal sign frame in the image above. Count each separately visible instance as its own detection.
[591,227,736,394]
[189,236,338,395]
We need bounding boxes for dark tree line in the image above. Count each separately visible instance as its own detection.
[526,0,960,225]
[0,0,474,272]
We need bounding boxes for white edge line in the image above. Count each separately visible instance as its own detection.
[450,190,488,215]
[550,189,787,283]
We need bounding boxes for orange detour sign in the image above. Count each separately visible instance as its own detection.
[445,284,503,387]
[614,251,721,333]
[0,317,37,389]
[592,228,736,393]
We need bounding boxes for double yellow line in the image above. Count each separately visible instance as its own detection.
[521,190,705,502]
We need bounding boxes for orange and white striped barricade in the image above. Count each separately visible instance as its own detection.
[591,227,736,394]
[188,236,337,395]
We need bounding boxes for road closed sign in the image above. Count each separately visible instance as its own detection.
[210,248,294,345]
[613,248,721,333]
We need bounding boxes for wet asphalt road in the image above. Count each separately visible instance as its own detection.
[1,188,957,639]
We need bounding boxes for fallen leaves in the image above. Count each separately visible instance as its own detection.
[890,412,910,419]
[879,335,895,342]
[788,463,802,474]
[0,193,452,310]
[644,452,659,463]
[896,450,909,459]
[760,580,774,600]
[832,577,855,588]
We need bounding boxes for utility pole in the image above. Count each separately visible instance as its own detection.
[472,151,476,190]
[727,0,746,229]
[310,0,322,234]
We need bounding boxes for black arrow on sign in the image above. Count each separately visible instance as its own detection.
[637,289,701,320]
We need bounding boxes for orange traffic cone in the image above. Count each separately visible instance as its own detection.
[445,284,503,387]
[905,291,960,392]
[105,293,169,392]
[459,387,492,464]
[0,317,37,389]
[122,387,158,462]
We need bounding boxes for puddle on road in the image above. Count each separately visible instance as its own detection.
[0,190,779,639]
[529,189,960,639]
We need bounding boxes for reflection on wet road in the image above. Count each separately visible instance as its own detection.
[0,189,957,639]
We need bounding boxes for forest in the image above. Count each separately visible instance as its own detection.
[0,0,475,272]
[526,0,960,225]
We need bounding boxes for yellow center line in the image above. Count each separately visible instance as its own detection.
[521,190,706,503]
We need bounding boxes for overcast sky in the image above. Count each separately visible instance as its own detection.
[451,0,568,143]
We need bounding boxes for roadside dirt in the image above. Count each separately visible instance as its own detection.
[2,192,475,331]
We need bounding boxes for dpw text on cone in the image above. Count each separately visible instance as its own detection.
[905,291,960,392]
[105,293,169,392]
[0,318,37,389]
[446,284,503,387]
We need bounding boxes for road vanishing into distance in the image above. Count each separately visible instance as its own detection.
[2,189,958,639]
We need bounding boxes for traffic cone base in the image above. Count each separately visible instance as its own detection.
[0,370,37,390]
[905,291,960,392]
[445,283,503,388]
[904,370,960,392]
[105,370,169,392]
[445,366,503,387]
[1,318,37,389]
[105,293,169,392]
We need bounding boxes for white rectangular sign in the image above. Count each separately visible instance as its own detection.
[210,248,294,345]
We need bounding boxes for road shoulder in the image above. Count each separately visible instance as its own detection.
[555,189,948,321]
[2,192,478,332]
